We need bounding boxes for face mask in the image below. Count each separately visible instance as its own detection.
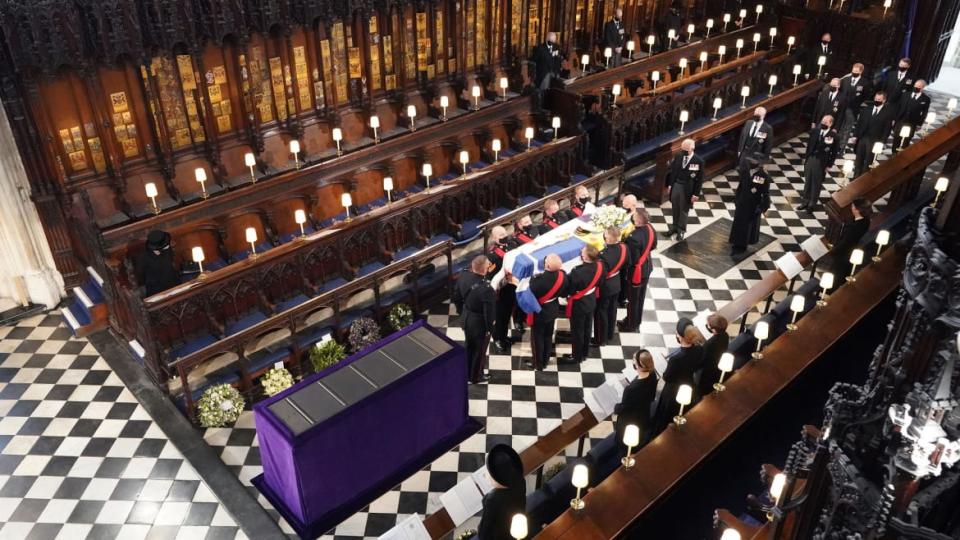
[830,86,839,92]
[820,123,830,130]
[686,149,694,156]
[874,99,883,107]
[852,72,861,78]
[899,66,908,71]
[523,225,532,234]
[578,196,589,204]
[754,114,762,121]
[821,40,830,46]
[914,88,922,93]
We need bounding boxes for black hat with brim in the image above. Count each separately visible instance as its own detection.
[676,317,694,337]
[146,230,171,250]
[487,444,523,488]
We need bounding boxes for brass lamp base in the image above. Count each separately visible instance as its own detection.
[570,498,584,511]
[713,382,726,392]
[673,415,687,426]
[621,456,635,469]
[786,323,798,332]
[751,351,764,361]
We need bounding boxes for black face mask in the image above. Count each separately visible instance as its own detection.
[874,99,883,107]
[899,66,908,72]
[852,72,861,78]
[754,114,763,121]
[578,196,590,204]
[830,86,839,92]
[820,123,830,130]
[821,40,830,46]
[522,225,533,235]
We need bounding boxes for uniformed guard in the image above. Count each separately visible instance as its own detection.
[560,245,605,364]
[539,199,572,234]
[524,254,567,370]
[571,185,590,217]
[513,214,538,244]
[487,226,520,353]
[594,227,628,346]
[619,209,657,333]
[452,255,497,383]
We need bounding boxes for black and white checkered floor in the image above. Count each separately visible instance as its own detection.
[0,91,952,540]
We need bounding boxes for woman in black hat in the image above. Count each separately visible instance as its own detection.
[477,444,526,540]
[651,318,705,436]
[729,157,773,255]
[136,230,181,296]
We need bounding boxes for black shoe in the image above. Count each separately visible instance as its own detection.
[523,359,535,368]
[676,231,685,241]
[618,300,628,308]
[664,228,676,238]
[469,374,490,384]
[731,246,746,255]
[558,354,580,364]
[490,341,508,354]
[797,203,808,211]
[617,320,638,333]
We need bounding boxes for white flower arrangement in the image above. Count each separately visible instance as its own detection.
[261,367,294,397]
[196,384,245,428]
[590,204,628,232]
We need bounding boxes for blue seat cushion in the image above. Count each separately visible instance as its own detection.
[381,288,413,307]
[357,261,385,277]
[276,294,310,313]
[492,207,511,218]
[457,219,483,242]
[232,242,274,261]
[295,326,335,349]
[586,434,620,481]
[393,246,421,261]
[206,259,228,271]
[319,218,334,228]
[520,195,538,206]
[470,161,489,170]
[225,311,268,336]
[81,280,105,305]
[545,184,564,194]
[247,347,290,374]
[169,333,218,362]
[320,276,348,292]
[337,308,373,330]
[280,225,316,244]
[572,173,589,183]
[429,233,453,246]
[500,148,519,158]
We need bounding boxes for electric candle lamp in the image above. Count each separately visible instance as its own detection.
[752,320,769,360]
[736,38,744,58]
[500,76,509,100]
[740,84,750,108]
[678,57,688,78]
[471,85,481,110]
[718,45,727,64]
[552,116,561,140]
[294,209,307,238]
[407,104,417,131]
[714,352,734,392]
[491,138,502,162]
[769,27,777,48]
[686,23,695,42]
[768,74,778,96]
[712,97,722,120]
[651,70,660,93]
[699,51,709,67]
[370,115,380,143]
[622,424,640,469]
[612,83,622,106]
[245,227,258,259]
[817,272,834,308]
[933,176,949,207]
[924,111,936,134]
[332,127,343,156]
[872,229,890,262]
[847,248,864,282]
[604,47,613,67]
[673,384,693,426]
[899,125,912,148]
[440,95,449,121]
[871,141,884,167]
[755,3,764,23]
[948,97,957,113]
[667,28,676,49]
[842,159,854,183]
[752,32,761,52]
[678,110,689,134]
[817,55,827,77]
[787,35,796,54]
[786,294,805,332]
[422,163,433,190]
[739,8,747,24]
[145,182,160,215]
[768,473,787,520]
[792,64,802,86]
[705,18,714,38]
[195,167,208,199]
[883,0,892,16]
[383,176,393,203]
[341,193,352,220]
[646,35,655,56]
[459,150,469,176]
[722,13,731,32]
[510,514,528,540]
[626,40,635,60]
[570,465,588,510]
[525,126,535,150]
[720,529,741,540]
[244,152,257,183]
[290,139,301,169]
[192,246,206,278]
[581,53,591,74]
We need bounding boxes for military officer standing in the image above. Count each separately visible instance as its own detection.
[665,138,704,241]
[453,255,497,383]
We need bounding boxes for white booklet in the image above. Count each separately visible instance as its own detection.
[585,380,620,420]
[472,467,495,496]
[801,236,829,261]
[378,514,430,540]
[774,252,804,279]
[440,477,484,526]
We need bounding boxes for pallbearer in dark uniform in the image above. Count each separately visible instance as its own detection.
[476,444,525,540]
[696,313,730,401]
[619,209,657,332]
[729,158,772,255]
[603,8,627,67]
[665,138,704,241]
[737,107,774,173]
[513,215,538,244]
[594,227,628,346]
[570,185,590,217]
[651,319,705,436]
[811,78,845,131]
[560,245,605,364]
[487,226,519,353]
[452,255,497,384]
[893,79,930,151]
[800,115,840,213]
[615,350,659,450]
[851,91,895,177]
[525,254,567,370]
[530,32,562,90]
[539,199,572,234]
[838,63,873,147]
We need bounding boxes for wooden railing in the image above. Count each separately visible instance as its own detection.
[172,240,455,422]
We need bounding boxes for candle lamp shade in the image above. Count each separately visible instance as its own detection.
[144,182,158,198]
[604,47,612,59]
[245,227,258,244]
[843,159,855,176]
[706,18,714,29]
[524,127,535,148]
[459,151,470,173]
[756,4,764,14]
[383,176,393,192]
[687,23,695,34]
[407,104,417,118]
[440,95,449,108]
[194,167,207,183]
[787,294,806,331]
[787,35,795,51]
[612,83,622,96]
[668,29,676,40]
[741,85,750,97]
[718,45,726,56]
[753,32,761,43]
[935,176,949,192]
[925,112,937,126]
[871,142,884,163]
[673,384,693,425]
[679,110,689,122]
[872,229,890,261]
[651,71,660,81]
[289,139,300,154]
[713,97,722,109]
[792,63,802,75]
[191,246,205,263]
[500,77,509,89]
[720,529,741,540]
[626,40,635,51]
[422,163,433,177]
[820,272,835,291]
[752,320,769,360]
[510,514,528,540]
[770,473,786,502]
[719,352,734,373]
[341,193,352,209]
[723,13,731,22]
[769,27,777,37]
[332,127,342,141]
[948,97,957,111]
[736,38,744,50]
[571,464,589,488]
[244,152,256,167]
[699,51,708,64]
[849,248,864,267]
[899,125,911,139]
[552,116,561,129]
[581,54,590,68]
[646,35,655,45]
[679,57,687,70]
[623,425,640,447]
[294,209,306,225]
[491,139,502,152]
[369,115,380,129]
[471,85,481,98]
[739,9,747,19]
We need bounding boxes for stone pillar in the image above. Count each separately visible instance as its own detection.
[0,102,64,309]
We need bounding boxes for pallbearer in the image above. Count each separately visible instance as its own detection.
[665,138,704,241]
[452,255,497,384]
[488,226,520,353]
[513,215,538,244]
[571,185,591,217]
[619,209,657,332]
[523,254,567,370]
[539,199,573,234]
[560,246,605,364]
[594,227,628,346]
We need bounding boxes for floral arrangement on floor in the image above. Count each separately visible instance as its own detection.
[308,339,347,373]
[349,317,382,351]
[261,366,294,397]
[590,204,629,232]
[197,384,245,428]
[455,529,478,540]
[542,459,567,483]
[388,303,414,331]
